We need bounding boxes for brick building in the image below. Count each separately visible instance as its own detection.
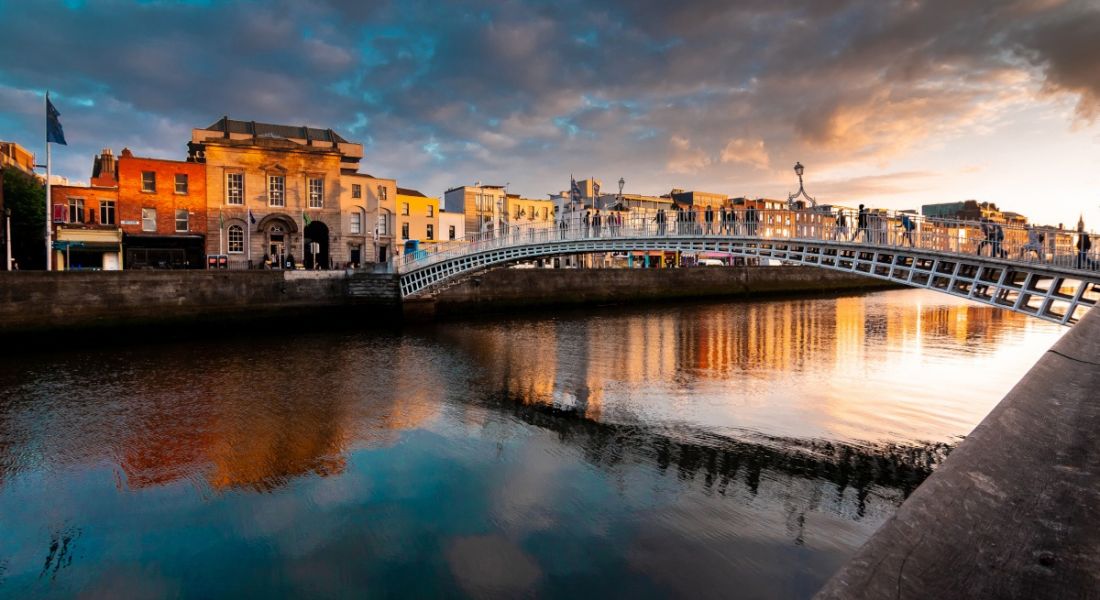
[116,148,207,268]
[49,180,123,270]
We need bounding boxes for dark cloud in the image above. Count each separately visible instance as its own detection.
[0,0,1096,198]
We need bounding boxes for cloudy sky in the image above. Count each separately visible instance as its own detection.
[2,0,1099,227]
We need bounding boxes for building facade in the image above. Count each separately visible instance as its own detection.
[188,117,365,269]
[339,172,396,265]
[439,210,465,242]
[49,182,123,270]
[444,184,507,236]
[117,149,207,268]
[396,188,440,248]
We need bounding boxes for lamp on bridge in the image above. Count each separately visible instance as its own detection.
[618,177,625,210]
[788,161,816,210]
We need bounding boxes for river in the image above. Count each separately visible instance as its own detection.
[0,288,1066,598]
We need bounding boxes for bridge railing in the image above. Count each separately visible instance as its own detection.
[392,207,1100,275]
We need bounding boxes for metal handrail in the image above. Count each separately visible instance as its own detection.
[391,208,1100,275]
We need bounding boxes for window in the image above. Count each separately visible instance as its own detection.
[142,207,156,232]
[401,202,409,216]
[268,175,285,206]
[401,222,409,240]
[175,209,189,232]
[378,185,388,201]
[352,183,362,199]
[427,205,434,217]
[449,225,456,240]
[100,200,116,225]
[350,212,362,234]
[426,224,434,240]
[67,198,85,223]
[377,214,388,235]
[529,206,535,219]
[308,177,323,208]
[226,172,244,205]
[175,174,188,194]
[228,225,244,253]
[514,206,522,219]
[141,171,156,192]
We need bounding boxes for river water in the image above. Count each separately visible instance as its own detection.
[0,288,1065,598]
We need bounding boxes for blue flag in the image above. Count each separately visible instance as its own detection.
[46,94,67,145]
[248,209,256,224]
[570,175,581,204]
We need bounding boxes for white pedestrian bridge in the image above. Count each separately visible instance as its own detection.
[389,209,1100,325]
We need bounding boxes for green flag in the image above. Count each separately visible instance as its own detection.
[303,211,312,226]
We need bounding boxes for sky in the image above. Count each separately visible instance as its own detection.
[2,0,1099,228]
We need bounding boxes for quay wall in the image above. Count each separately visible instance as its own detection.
[0,266,894,335]
[432,266,894,315]
[0,270,356,335]
[816,305,1100,599]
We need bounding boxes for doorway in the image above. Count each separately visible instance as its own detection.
[303,221,330,269]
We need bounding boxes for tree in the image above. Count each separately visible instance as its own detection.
[1,167,46,270]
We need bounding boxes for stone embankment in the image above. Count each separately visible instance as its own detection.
[816,306,1100,599]
[0,266,893,336]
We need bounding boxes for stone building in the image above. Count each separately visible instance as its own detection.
[187,117,366,269]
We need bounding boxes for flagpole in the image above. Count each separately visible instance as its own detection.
[247,210,252,267]
[45,93,52,271]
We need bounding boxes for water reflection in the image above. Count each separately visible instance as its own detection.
[0,289,1066,598]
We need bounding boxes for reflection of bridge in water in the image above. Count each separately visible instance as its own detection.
[392,209,1100,325]
[478,388,952,525]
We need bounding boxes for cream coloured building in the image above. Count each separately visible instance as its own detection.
[443,184,507,236]
[340,172,397,265]
[189,117,365,269]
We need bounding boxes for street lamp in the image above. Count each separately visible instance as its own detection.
[787,161,816,209]
[618,177,625,210]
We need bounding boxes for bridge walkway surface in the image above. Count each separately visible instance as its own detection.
[816,306,1100,599]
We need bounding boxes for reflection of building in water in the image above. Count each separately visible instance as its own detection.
[115,338,443,493]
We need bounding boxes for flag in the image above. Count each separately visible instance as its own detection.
[570,175,581,205]
[46,94,67,146]
[248,209,256,224]
[303,211,312,226]
[592,180,600,198]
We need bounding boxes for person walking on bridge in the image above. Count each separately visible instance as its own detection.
[558,214,567,240]
[592,210,602,238]
[1020,225,1043,260]
[851,205,868,242]
[718,205,729,235]
[583,210,591,238]
[833,211,848,240]
[655,208,667,236]
[1076,227,1094,270]
[704,205,715,235]
[899,214,916,247]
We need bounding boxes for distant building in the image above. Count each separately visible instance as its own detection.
[439,210,465,242]
[0,141,37,176]
[669,189,728,209]
[444,184,507,235]
[504,193,554,226]
[921,200,1026,225]
[341,172,396,264]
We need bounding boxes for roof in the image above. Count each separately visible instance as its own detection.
[396,187,427,197]
[201,116,349,144]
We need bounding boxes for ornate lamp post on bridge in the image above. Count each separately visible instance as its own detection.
[787,161,816,209]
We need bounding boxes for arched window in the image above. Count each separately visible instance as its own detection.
[228,224,244,253]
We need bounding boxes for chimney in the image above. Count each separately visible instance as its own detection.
[91,148,118,187]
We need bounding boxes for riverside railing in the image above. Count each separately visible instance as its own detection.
[391,208,1100,275]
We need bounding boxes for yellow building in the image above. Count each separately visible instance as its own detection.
[505,194,555,228]
[396,188,440,247]
[189,117,365,269]
[443,184,507,236]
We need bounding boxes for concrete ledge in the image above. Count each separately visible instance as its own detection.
[816,307,1100,599]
